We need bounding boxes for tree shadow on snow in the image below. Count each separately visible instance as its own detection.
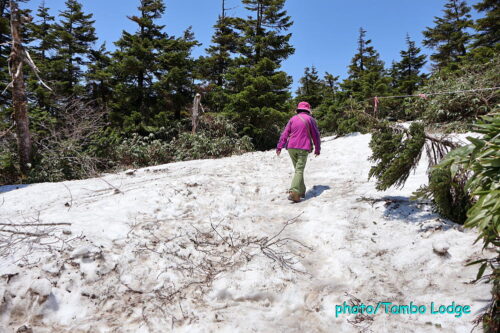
[0,184,30,194]
[379,196,441,224]
[304,185,331,201]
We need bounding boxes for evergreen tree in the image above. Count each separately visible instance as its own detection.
[198,0,240,112]
[393,34,427,95]
[238,0,294,66]
[111,0,167,126]
[422,0,473,70]
[322,72,340,105]
[25,1,56,111]
[52,0,97,96]
[29,1,55,61]
[224,0,294,150]
[111,0,198,129]
[388,61,399,91]
[472,0,500,48]
[85,43,112,107]
[323,72,339,94]
[295,66,324,108]
[343,28,389,100]
[201,0,239,88]
[156,27,199,120]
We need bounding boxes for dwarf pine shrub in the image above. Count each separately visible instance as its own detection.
[369,122,426,190]
[114,115,254,168]
[405,56,499,125]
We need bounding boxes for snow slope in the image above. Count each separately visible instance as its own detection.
[0,133,492,333]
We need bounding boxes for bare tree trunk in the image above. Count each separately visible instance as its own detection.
[191,93,201,134]
[9,0,31,175]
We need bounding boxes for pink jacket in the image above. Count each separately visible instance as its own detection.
[277,112,321,154]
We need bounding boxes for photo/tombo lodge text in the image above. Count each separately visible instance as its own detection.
[335,301,472,318]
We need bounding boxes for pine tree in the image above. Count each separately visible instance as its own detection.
[422,0,473,70]
[201,0,239,88]
[52,0,97,96]
[239,0,294,66]
[323,72,339,94]
[198,0,240,112]
[111,0,198,129]
[393,34,427,95]
[25,1,56,111]
[343,28,389,100]
[156,27,199,120]
[111,0,166,125]
[85,43,112,107]
[472,0,500,48]
[29,1,55,61]
[295,66,324,108]
[388,61,399,91]
[224,0,294,150]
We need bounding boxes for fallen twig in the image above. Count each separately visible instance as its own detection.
[63,183,73,210]
[99,177,122,194]
[0,222,71,227]
[0,229,48,237]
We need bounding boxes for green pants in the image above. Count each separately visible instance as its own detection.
[288,148,308,195]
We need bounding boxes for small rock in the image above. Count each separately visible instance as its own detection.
[125,169,136,176]
[433,242,450,256]
[16,325,33,333]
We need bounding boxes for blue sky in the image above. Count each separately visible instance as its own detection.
[24,0,483,92]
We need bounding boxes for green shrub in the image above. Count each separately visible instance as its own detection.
[461,114,499,333]
[417,114,500,332]
[28,144,103,183]
[113,132,173,167]
[316,99,377,136]
[406,56,499,124]
[413,145,474,224]
[464,115,500,242]
[114,114,254,168]
[25,100,109,183]
[0,135,20,185]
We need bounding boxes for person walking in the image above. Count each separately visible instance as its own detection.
[276,101,321,203]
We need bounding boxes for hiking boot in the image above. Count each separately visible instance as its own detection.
[288,191,301,203]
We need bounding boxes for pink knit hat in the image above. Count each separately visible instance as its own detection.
[297,101,312,113]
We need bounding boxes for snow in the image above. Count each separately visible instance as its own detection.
[0,133,492,332]
[29,279,52,297]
